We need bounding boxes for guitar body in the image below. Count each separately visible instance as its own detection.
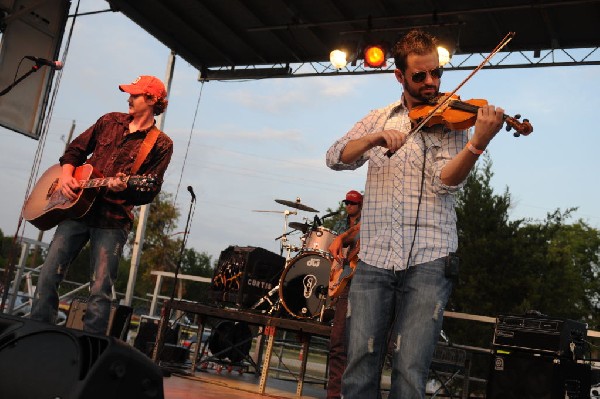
[328,256,358,298]
[22,164,101,230]
[328,241,360,298]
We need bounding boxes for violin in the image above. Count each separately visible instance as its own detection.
[409,93,533,137]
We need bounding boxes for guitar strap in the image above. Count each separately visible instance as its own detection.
[131,125,160,175]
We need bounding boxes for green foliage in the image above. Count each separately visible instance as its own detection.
[114,191,215,307]
[322,201,347,232]
[447,155,600,362]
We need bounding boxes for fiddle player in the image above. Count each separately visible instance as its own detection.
[326,29,505,398]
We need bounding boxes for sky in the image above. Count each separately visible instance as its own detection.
[1,1,599,266]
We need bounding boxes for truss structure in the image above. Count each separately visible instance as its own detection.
[200,47,600,81]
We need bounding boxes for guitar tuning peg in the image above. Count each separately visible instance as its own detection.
[523,118,529,123]
[505,125,512,131]
[514,114,521,120]
[513,132,521,137]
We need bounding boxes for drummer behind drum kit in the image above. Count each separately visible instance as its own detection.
[249,197,341,323]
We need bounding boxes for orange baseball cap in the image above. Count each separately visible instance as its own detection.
[119,75,167,99]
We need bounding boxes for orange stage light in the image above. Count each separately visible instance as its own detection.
[364,45,386,68]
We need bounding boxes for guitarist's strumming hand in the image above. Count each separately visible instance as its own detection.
[108,172,128,192]
[60,164,81,201]
[328,236,345,266]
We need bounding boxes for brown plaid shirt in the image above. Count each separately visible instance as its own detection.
[60,112,173,230]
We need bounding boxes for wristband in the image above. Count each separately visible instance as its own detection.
[466,141,484,155]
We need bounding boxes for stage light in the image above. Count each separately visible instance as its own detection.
[437,46,451,66]
[363,44,386,68]
[330,49,347,69]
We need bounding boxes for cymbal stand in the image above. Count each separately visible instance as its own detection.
[250,284,281,315]
[316,286,329,323]
[280,209,297,260]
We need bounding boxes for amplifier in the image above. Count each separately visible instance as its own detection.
[66,297,132,340]
[209,246,285,309]
[487,351,591,399]
[493,314,587,358]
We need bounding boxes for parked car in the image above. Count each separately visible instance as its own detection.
[10,291,66,324]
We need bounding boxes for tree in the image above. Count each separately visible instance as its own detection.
[115,191,216,307]
[444,156,523,355]
[446,156,600,379]
[513,210,600,327]
[322,201,347,232]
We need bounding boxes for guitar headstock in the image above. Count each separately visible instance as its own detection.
[128,174,160,191]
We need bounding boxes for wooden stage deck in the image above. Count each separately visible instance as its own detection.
[163,369,326,399]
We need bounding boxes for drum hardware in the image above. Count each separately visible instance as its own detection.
[250,284,281,315]
[275,197,319,213]
[253,208,300,259]
[288,221,310,234]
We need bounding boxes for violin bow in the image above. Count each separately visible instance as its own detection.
[387,32,516,157]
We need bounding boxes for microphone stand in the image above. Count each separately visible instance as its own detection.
[152,190,196,373]
[0,65,42,97]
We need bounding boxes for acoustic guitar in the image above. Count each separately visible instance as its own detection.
[22,164,158,230]
[328,239,360,298]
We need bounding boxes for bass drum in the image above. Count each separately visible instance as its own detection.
[279,251,332,320]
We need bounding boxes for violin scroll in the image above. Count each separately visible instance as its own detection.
[504,114,533,137]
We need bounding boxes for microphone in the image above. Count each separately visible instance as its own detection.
[25,56,63,70]
[187,186,196,202]
[321,211,340,220]
[312,214,322,228]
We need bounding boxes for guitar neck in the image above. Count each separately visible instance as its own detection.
[79,176,128,189]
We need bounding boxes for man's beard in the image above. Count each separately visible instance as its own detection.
[404,82,439,104]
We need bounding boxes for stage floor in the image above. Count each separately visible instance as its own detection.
[163,369,326,399]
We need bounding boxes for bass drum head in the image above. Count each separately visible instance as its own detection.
[279,252,332,320]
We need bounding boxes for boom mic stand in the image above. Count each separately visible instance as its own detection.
[152,186,196,372]
[0,65,40,97]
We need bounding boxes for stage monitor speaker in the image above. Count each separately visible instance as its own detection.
[0,312,163,399]
[210,245,285,308]
[0,0,70,138]
[66,297,133,340]
[487,351,591,399]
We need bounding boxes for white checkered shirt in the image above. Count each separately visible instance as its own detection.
[326,98,469,270]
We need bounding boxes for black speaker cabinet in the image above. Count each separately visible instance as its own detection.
[133,316,184,362]
[0,313,163,399]
[487,351,591,399]
[210,245,285,308]
[66,297,132,340]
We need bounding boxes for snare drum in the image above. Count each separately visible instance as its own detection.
[303,226,337,255]
[279,251,332,320]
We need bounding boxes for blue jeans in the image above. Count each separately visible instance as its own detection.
[341,259,453,399]
[30,219,127,334]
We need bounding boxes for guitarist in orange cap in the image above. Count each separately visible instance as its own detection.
[29,75,173,335]
[326,190,362,399]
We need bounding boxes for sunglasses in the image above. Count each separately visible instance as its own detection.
[411,67,443,83]
[344,200,360,206]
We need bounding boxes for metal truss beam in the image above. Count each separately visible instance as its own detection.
[198,47,600,81]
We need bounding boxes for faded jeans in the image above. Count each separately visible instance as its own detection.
[30,219,127,335]
[341,258,453,399]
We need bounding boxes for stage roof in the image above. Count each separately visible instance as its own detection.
[106,0,600,78]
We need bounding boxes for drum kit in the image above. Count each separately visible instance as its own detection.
[251,197,340,322]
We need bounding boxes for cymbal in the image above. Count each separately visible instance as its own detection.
[289,222,311,233]
[275,198,319,213]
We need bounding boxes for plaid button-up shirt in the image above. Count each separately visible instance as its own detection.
[326,98,468,270]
